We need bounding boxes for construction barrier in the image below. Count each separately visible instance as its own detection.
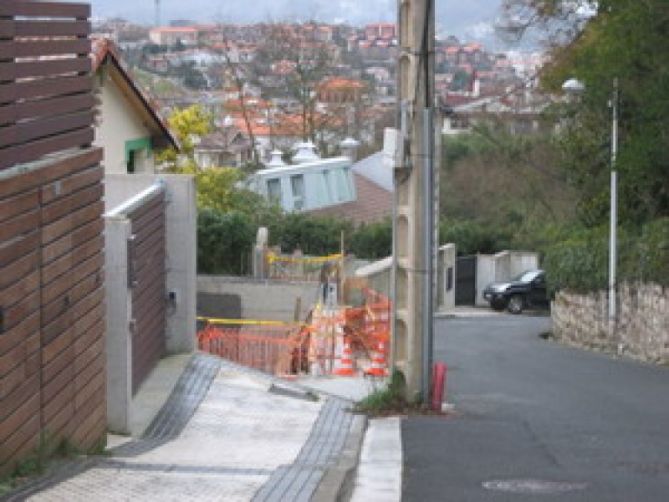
[265,251,343,282]
[197,321,310,376]
[197,286,391,378]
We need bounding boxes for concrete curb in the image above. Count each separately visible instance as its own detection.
[311,414,368,502]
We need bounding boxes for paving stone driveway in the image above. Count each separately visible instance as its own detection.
[6,355,354,502]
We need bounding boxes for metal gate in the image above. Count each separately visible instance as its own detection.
[455,255,477,306]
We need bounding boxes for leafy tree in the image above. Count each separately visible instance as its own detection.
[450,70,472,92]
[349,220,392,259]
[266,213,352,256]
[252,25,333,141]
[158,105,212,168]
[181,63,208,90]
[174,164,264,213]
[439,218,512,256]
[503,0,669,225]
[197,209,255,275]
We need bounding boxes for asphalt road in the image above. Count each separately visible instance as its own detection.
[402,314,669,501]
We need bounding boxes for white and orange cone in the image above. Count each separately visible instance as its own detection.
[365,341,388,377]
[334,341,356,376]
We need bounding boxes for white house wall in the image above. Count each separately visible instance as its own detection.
[95,73,155,174]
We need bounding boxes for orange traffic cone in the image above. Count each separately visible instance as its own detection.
[365,341,388,377]
[334,342,356,376]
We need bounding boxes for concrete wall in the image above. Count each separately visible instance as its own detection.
[105,174,197,354]
[197,276,320,322]
[354,257,393,299]
[353,246,456,313]
[552,283,669,364]
[104,175,196,433]
[437,244,456,313]
[104,214,133,432]
[475,251,540,306]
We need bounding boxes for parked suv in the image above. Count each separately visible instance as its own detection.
[483,269,548,314]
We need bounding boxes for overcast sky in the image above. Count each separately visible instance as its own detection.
[90,0,508,46]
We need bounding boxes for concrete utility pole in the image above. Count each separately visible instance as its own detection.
[392,0,436,401]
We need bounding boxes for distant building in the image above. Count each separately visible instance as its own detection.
[149,26,198,46]
[247,152,356,212]
[308,151,392,225]
[365,23,396,40]
[317,77,366,104]
[194,127,253,168]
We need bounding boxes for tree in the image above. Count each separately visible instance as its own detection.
[502,0,669,225]
[158,104,212,169]
[214,33,260,165]
[177,164,270,215]
[252,24,334,142]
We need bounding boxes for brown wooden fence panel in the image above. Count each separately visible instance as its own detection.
[128,191,167,395]
[0,1,93,173]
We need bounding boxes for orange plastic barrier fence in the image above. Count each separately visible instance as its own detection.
[198,324,310,376]
[197,287,392,377]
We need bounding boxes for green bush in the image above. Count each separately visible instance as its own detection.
[266,213,352,256]
[543,218,669,293]
[197,209,255,275]
[439,218,512,256]
[349,219,392,259]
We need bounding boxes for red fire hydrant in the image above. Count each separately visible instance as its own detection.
[431,362,447,411]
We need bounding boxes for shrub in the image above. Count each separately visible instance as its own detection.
[543,218,669,293]
[197,209,255,275]
[349,219,392,259]
[439,218,512,256]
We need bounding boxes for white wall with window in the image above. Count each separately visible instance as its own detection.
[250,157,356,212]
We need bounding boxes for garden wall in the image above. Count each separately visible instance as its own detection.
[552,283,669,364]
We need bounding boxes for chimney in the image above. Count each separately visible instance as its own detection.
[266,149,286,168]
[340,137,360,162]
[292,141,320,164]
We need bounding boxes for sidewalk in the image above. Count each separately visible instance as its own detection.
[5,355,359,502]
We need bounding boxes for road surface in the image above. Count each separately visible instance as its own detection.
[403,315,669,501]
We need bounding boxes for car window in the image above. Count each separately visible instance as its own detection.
[513,270,541,282]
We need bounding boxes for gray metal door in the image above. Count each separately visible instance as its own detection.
[455,255,477,306]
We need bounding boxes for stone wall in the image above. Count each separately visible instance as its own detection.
[552,283,669,364]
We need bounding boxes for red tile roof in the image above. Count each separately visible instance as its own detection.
[306,173,391,225]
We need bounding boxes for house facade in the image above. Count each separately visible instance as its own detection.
[92,39,178,174]
[248,156,356,213]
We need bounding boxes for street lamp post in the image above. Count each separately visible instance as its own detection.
[609,78,619,345]
[563,77,619,339]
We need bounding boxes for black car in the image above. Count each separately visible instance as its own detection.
[483,269,548,314]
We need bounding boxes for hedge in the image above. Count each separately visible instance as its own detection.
[543,218,669,293]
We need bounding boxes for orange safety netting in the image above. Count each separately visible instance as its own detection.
[197,287,392,377]
[344,287,391,358]
[197,324,310,376]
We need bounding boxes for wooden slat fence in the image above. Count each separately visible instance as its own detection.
[0,2,104,478]
[0,1,93,171]
[127,190,167,395]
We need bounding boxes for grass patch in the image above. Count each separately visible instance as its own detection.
[355,370,413,416]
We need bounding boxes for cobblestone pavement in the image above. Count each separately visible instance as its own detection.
[6,355,356,502]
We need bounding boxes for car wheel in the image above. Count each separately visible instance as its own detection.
[507,294,524,314]
[490,299,507,311]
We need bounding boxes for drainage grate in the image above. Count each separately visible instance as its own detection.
[483,479,589,495]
